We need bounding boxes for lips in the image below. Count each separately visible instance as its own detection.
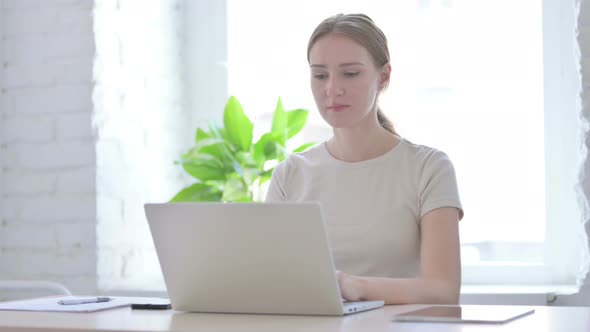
[327,104,349,112]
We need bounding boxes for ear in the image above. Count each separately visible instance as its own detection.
[379,63,392,90]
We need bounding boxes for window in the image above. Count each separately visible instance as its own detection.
[95,0,584,292]
[225,0,585,287]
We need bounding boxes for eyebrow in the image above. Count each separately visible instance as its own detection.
[310,62,366,68]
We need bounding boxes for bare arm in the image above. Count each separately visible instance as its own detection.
[337,207,461,304]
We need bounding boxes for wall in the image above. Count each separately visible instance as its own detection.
[552,0,590,307]
[0,0,4,259]
[0,0,206,297]
[0,0,97,295]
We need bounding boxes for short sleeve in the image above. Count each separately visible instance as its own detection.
[418,150,464,220]
[265,161,288,202]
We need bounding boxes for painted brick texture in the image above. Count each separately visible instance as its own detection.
[0,0,97,296]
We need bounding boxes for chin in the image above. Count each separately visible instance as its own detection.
[321,113,360,129]
[322,118,350,129]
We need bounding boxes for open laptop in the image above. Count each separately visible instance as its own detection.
[144,202,384,316]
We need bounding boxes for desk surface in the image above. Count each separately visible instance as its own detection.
[0,304,589,332]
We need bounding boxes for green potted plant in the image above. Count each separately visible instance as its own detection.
[171,96,315,202]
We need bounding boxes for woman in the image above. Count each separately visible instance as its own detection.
[266,13,464,305]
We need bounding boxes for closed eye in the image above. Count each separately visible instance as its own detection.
[313,73,328,80]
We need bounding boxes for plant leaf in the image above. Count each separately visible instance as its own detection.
[169,183,222,202]
[271,97,287,144]
[208,122,223,139]
[253,133,273,166]
[195,128,211,142]
[236,151,257,168]
[194,138,225,148]
[182,163,226,181]
[223,96,253,152]
[293,142,316,153]
[181,153,226,181]
[194,138,231,162]
[286,109,309,139]
[258,168,274,185]
[222,178,251,202]
[266,141,279,159]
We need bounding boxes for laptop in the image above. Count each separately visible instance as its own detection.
[144,202,384,316]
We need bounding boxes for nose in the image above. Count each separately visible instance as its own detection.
[326,77,344,97]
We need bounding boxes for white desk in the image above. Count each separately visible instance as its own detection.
[0,304,588,332]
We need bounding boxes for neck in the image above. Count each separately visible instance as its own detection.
[327,114,400,162]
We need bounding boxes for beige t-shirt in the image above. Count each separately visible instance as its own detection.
[265,137,463,278]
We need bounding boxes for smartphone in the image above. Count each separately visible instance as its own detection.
[129,298,171,310]
[131,303,171,310]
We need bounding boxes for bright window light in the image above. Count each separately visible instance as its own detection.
[227,0,545,270]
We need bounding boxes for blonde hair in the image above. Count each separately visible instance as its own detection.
[307,13,398,135]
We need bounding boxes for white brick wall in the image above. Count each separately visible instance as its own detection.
[554,0,590,307]
[93,0,188,292]
[0,0,97,296]
[578,0,590,305]
[0,2,5,268]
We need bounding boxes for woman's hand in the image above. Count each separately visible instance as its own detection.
[336,270,365,301]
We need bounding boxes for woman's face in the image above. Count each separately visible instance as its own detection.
[309,33,388,129]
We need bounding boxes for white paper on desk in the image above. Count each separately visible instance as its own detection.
[0,296,131,313]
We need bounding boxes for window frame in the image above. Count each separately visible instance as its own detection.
[125,0,584,292]
[457,0,583,287]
